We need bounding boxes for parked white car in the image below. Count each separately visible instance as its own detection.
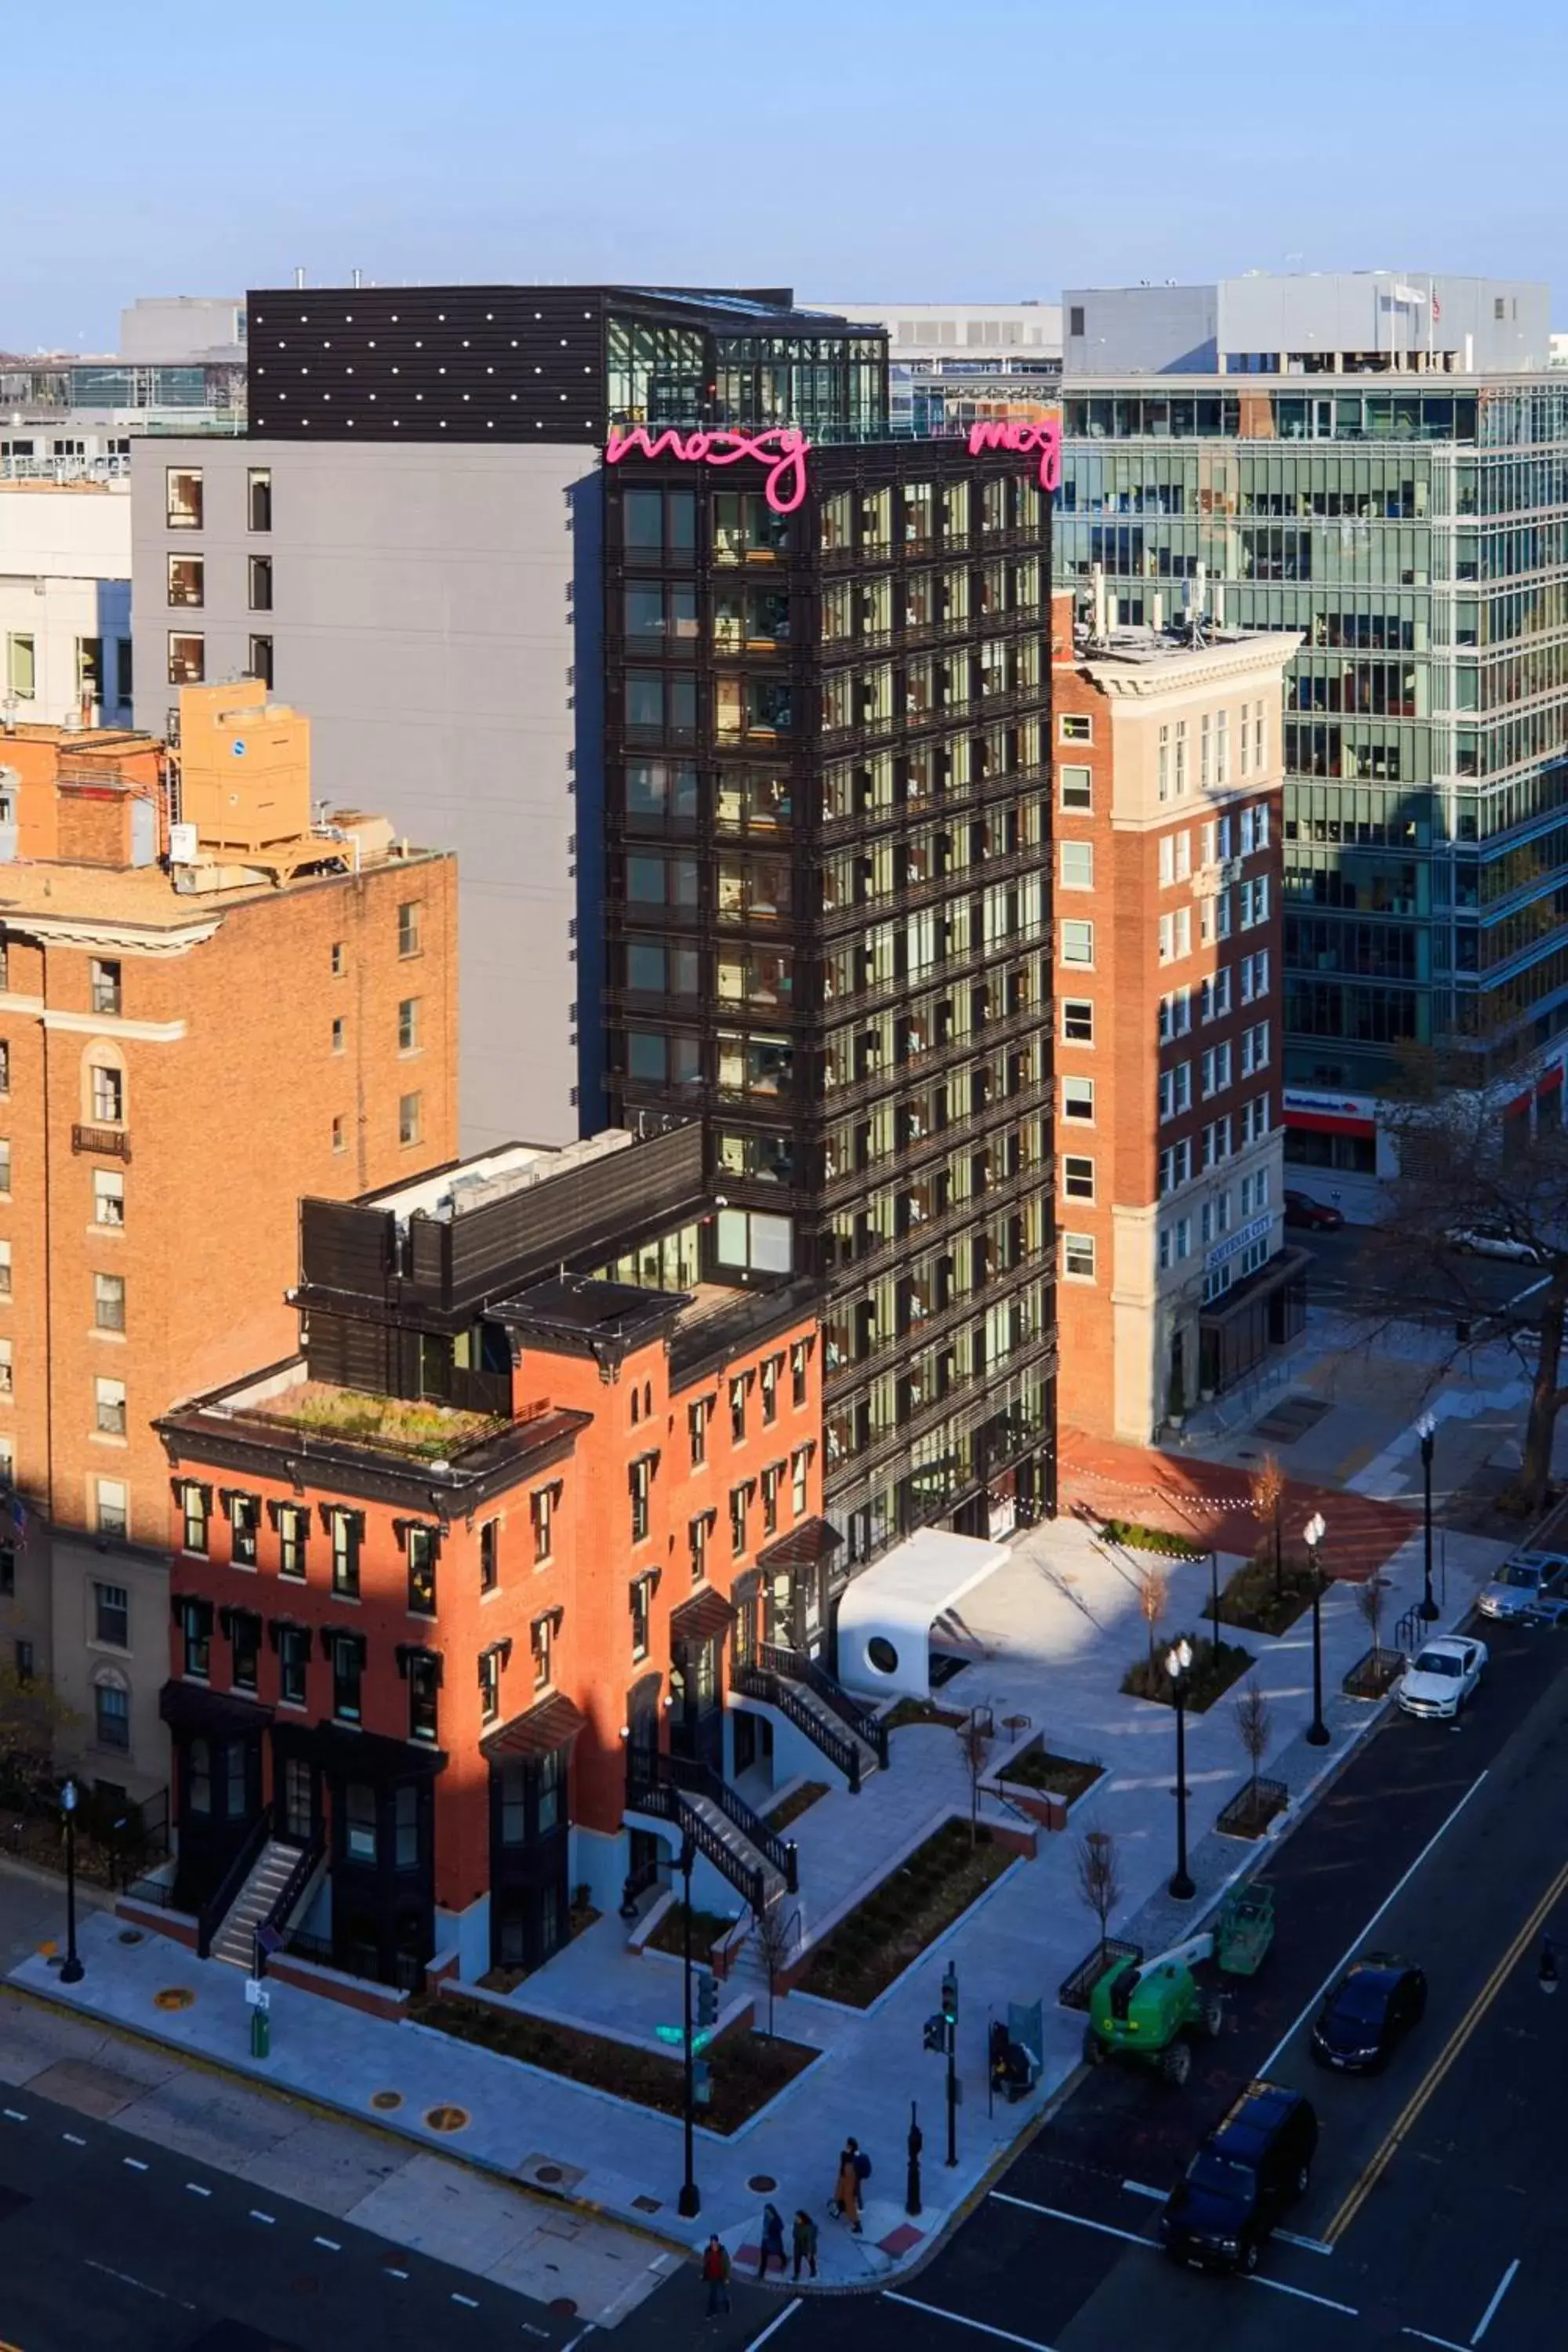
[1396,1635,1489,1721]
[1477,1552,1568,1621]
[1443,1225,1543,1264]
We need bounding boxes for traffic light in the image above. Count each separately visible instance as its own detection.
[924,2013,946,2054]
[692,2059,713,2107]
[941,1962,959,2028]
[695,1970,719,2030]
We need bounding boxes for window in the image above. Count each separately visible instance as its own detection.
[630,1576,652,1663]
[1059,713,1092,744]
[1158,906,1192,964]
[630,1456,653,1544]
[398,1091,423,1147]
[1062,998,1094,1045]
[1159,1063,1192,1120]
[115,637,133,706]
[530,1613,554,1690]
[760,1354,781,1425]
[1201,1044,1232,1098]
[180,1599,212,1681]
[1059,765,1092,812]
[1062,1076,1094,1123]
[761,1462,780,1537]
[330,1017,345,1056]
[248,554,273,612]
[397,902,422,958]
[248,467,272,532]
[94,1581,129,1649]
[689,1510,710,1583]
[406,1525,437,1615]
[479,1517,499,1593]
[1060,840,1094,891]
[0,1338,10,1397]
[165,467,202,529]
[167,633,204,686]
[792,1339,811,1407]
[328,1508,361,1598]
[1060,920,1094,968]
[408,1655,440,1744]
[0,1243,10,1308]
[729,1374,748,1445]
[89,959,122,1017]
[1158,989,1193,1042]
[344,1781,376,1860]
[330,942,345,978]
[688,1397,709,1468]
[729,1483,750,1558]
[471,1645,501,1726]
[332,1636,364,1725]
[249,636,274,691]
[166,554,204,608]
[1159,1138,1193,1198]
[1242,1022,1271,1076]
[91,1064,124,1124]
[179,1482,209,1555]
[792,1447,810,1518]
[1241,876,1270,930]
[1243,1094,1272,1145]
[1063,1232,1096,1280]
[7,635,35,700]
[0,1141,10,1196]
[397,998,420,1054]
[276,1504,307,1580]
[231,1613,260,1693]
[94,1678,129,1751]
[331,1116,346,1153]
[1062,1155,1095,1202]
[278,1624,309,1707]
[227,1493,259,1565]
[531,1484,554,1563]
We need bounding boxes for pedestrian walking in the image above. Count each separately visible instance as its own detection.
[832,2134,868,2234]
[702,2234,731,2318]
[792,2208,819,2280]
[758,2202,786,2278]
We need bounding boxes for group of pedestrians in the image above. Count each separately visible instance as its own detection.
[700,2136,873,2315]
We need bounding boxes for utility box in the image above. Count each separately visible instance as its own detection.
[177,681,312,862]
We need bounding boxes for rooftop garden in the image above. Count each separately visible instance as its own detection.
[243,1383,506,1461]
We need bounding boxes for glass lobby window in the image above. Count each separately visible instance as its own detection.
[165,467,202,528]
[167,555,204,608]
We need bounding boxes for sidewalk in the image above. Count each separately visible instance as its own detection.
[9,1494,1512,2295]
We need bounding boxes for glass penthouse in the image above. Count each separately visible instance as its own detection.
[1057,273,1568,1187]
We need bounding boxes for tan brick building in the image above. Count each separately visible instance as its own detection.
[0,682,457,1809]
[1050,594,1304,1443]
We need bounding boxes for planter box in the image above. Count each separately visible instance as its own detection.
[998,1788,1067,1833]
[1343,1646,1404,1700]
[1058,1938,1142,2013]
[1215,1777,1289,1842]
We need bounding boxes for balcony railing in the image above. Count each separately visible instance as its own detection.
[72,1123,130,1162]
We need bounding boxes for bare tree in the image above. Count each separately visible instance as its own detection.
[1076,1829,1122,1969]
[1250,1454,1287,1599]
[1138,1566,1170,1672]
[1356,1574,1390,1664]
[0,1660,72,1797]
[750,1902,797,2038]
[1233,1677,1272,1814]
[955,1708,995,1846]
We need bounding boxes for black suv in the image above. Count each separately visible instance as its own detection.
[1159,2081,1319,2274]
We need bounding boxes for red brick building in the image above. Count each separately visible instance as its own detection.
[155,1125,831,1987]
[1049,593,1305,1442]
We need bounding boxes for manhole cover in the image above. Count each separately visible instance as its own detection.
[154,1987,194,2011]
[371,2090,402,2111]
[118,1929,144,1946]
[747,2174,778,2193]
[631,2194,662,2214]
[535,2163,564,2183]
[423,2104,469,2133]
[548,2299,579,2319]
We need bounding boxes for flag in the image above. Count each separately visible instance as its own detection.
[1432,291,1442,323]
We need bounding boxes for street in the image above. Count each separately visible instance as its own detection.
[1299,1225,1548,1332]
[780,1610,1568,2352]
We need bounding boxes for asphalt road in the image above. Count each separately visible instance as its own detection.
[782,1610,1568,2352]
[1300,1224,1548,1330]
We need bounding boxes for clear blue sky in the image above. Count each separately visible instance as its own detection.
[8,0,1561,352]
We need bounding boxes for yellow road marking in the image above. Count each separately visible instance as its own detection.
[1327,1847,1568,2243]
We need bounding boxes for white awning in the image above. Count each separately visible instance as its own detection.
[836,1528,1011,1702]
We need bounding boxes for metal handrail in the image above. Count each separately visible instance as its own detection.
[195,1809,272,1960]
[667,1754,799,1891]
[759,1643,889,1770]
[256,1826,324,1964]
[733,1660,862,1790]
[625,1762,768,1916]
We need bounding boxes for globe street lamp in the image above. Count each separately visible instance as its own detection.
[1416,1412,1439,1621]
[1303,1513,1330,1747]
[60,1779,84,1984]
[1166,1638,1196,1901]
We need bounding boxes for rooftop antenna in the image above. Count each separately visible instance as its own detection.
[351,267,363,289]
[1187,561,1209,650]
[294,265,307,291]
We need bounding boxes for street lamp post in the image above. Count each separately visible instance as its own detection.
[1416,1412,1439,1621]
[60,1780,83,1984]
[1165,1639,1195,1900]
[677,1834,700,2220]
[1209,1549,1221,1640]
[1304,1512,1330,1746]
[1540,1939,1560,1995]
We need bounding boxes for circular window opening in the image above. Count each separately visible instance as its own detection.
[867,1635,899,1676]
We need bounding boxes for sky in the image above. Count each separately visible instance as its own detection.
[6,0,1563,353]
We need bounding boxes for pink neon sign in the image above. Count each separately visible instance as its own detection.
[966,416,1062,491]
[605,424,811,515]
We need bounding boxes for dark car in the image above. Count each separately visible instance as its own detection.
[1310,1956,1426,2073]
[1284,1189,1345,1231]
[1159,2081,1319,2274]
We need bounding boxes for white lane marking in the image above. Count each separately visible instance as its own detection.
[559,2329,597,2352]
[451,2292,479,2307]
[122,2157,148,2172]
[385,2267,408,2280]
[314,2235,341,2251]
[184,2182,211,2197]
[82,2259,193,2309]
[883,2294,1057,2351]
[1247,2274,1359,2318]
[1120,2179,1166,2201]
[62,2132,85,2146]
[990,2190,1152,2251]
[1472,2259,1520,2345]
[2,2108,27,2122]
[1403,2330,1470,2351]
[249,2209,275,2225]
[744,2304,802,2352]
[1259,1770,1489,2076]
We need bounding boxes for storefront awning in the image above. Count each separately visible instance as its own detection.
[757,1516,842,1575]
[158,1680,273,1737]
[669,1587,736,1648]
[836,1528,1010,1704]
[481,1691,586,1762]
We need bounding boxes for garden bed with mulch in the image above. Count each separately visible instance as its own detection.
[1209,1549,1321,1637]
[1342,1645,1405,1700]
[1215,1776,1290,1840]
[1120,1632,1254,1713]
[643,1899,737,1961]
[1098,1518,1204,1560]
[997,1747,1104,1806]
[764,1780,829,1833]
[883,1697,967,1731]
[410,1994,818,2135]
[793,1817,1014,2009]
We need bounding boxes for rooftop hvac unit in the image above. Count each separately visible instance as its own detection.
[169,822,198,866]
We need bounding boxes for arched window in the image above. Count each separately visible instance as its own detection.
[92,1665,130,1753]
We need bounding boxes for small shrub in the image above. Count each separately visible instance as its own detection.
[1099,1518,1204,1561]
[1120,1632,1254,1713]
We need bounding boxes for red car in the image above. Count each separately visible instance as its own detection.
[1284,1189,1345,1231]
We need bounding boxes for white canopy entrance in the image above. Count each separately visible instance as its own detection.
[836,1528,1011,1703]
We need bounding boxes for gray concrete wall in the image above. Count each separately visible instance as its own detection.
[1064,285,1218,376]
[131,439,593,1152]
[1218,273,1550,372]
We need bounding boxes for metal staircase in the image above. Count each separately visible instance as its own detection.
[733,1648,883,1791]
[209,1838,305,1969]
[626,1754,797,1917]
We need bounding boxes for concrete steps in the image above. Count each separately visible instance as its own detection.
[681,1789,786,1908]
[210,1840,301,1970]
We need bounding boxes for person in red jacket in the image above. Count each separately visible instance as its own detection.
[702,2234,732,2317]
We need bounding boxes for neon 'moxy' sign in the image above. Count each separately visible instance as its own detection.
[965,416,1062,492]
[605,425,810,515]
